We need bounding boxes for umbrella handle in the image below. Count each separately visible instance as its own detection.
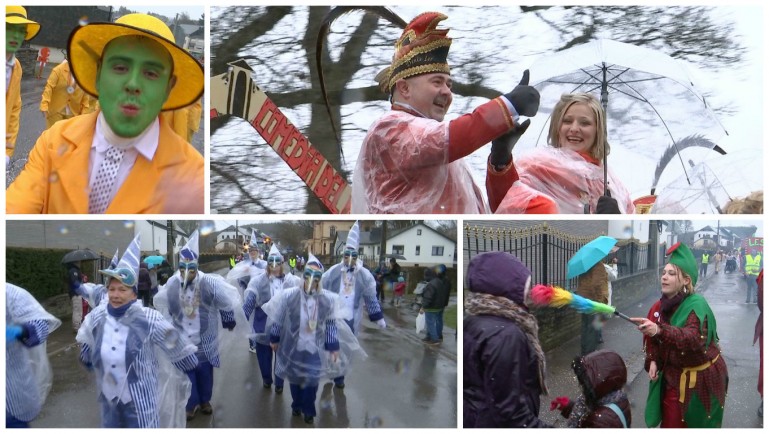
[613,310,636,324]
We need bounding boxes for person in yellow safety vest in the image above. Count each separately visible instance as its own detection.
[700,252,710,279]
[229,254,236,270]
[289,257,297,275]
[745,252,762,303]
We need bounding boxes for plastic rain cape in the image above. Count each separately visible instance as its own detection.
[497,148,634,214]
[78,282,108,308]
[226,258,267,300]
[261,287,367,384]
[6,284,62,422]
[352,110,487,214]
[154,270,251,365]
[245,271,302,345]
[321,260,380,335]
[75,302,196,427]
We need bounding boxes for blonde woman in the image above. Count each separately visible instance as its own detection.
[631,243,728,428]
[495,93,634,214]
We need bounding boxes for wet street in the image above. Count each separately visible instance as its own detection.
[31,269,457,428]
[6,65,204,185]
[538,267,762,428]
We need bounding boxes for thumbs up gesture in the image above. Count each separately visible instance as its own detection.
[503,70,540,117]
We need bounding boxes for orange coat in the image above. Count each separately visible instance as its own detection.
[160,108,189,140]
[6,111,204,214]
[6,58,22,157]
[39,61,90,118]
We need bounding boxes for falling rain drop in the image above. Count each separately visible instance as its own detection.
[104,229,112,236]
[394,359,411,375]
[244,381,253,391]
[49,172,60,183]
[123,221,135,229]
[78,16,89,26]
[369,416,383,428]
[199,220,215,236]
[319,395,334,410]
[623,225,633,238]
[59,226,69,234]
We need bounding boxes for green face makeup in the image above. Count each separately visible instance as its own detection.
[96,36,174,138]
[6,24,27,55]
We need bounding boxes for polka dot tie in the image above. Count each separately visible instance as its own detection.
[88,146,125,214]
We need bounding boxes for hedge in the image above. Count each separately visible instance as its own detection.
[6,247,73,300]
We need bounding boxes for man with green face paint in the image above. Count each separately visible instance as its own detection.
[6,13,204,214]
[6,6,40,163]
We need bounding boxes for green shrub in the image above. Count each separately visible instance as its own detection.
[6,247,73,300]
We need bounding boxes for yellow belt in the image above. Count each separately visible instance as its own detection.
[679,354,720,403]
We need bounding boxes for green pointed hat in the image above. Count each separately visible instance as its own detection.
[666,242,698,286]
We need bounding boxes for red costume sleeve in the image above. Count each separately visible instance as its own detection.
[447,97,516,162]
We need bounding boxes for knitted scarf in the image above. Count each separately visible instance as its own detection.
[465,292,548,395]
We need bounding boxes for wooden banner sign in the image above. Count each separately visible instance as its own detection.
[210,60,352,214]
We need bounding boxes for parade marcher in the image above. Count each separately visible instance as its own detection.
[76,235,199,428]
[421,265,451,344]
[6,6,40,162]
[632,242,728,428]
[714,250,723,274]
[154,230,245,421]
[321,221,385,388]
[349,11,539,213]
[6,283,62,428]
[243,244,301,391]
[699,251,710,279]
[262,253,365,424]
[227,229,267,297]
[550,350,631,428]
[39,59,90,129]
[745,251,762,304]
[754,270,764,418]
[464,251,551,428]
[495,93,634,214]
[7,13,204,214]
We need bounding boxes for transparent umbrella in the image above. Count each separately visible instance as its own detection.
[519,39,728,203]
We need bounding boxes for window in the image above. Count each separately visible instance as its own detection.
[329,225,336,238]
[377,246,380,255]
[417,229,422,235]
[432,246,444,256]
[415,245,421,256]
[392,245,404,255]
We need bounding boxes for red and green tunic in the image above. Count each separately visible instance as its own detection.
[643,294,728,427]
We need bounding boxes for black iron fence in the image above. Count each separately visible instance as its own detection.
[464,222,655,290]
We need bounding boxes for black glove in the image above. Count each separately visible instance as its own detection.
[596,191,621,214]
[490,119,531,167]
[503,70,540,117]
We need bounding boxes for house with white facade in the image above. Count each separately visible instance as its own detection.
[335,223,456,268]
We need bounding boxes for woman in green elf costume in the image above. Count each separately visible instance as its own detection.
[631,242,728,428]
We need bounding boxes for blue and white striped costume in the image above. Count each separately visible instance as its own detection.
[74,282,108,308]
[76,302,198,428]
[321,261,384,334]
[262,288,365,384]
[244,272,302,345]
[6,284,62,424]
[156,271,238,367]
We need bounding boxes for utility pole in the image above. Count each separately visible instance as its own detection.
[166,220,174,267]
[379,221,387,266]
[716,220,721,251]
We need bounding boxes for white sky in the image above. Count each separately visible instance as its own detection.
[111,5,204,20]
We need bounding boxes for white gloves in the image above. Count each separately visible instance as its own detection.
[376,318,387,329]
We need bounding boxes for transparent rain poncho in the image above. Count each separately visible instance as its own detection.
[321,259,382,335]
[352,111,488,214]
[226,258,267,300]
[496,148,634,214]
[244,271,302,346]
[261,287,366,384]
[154,270,250,367]
[75,302,197,427]
[77,282,108,308]
[6,283,62,423]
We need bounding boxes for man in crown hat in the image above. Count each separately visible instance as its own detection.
[154,230,242,421]
[262,253,364,424]
[76,235,199,427]
[6,283,62,428]
[243,244,302,392]
[40,58,91,129]
[6,6,40,164]
[7,13,204,214]
[321,221,385,388]
[351,11,539,214]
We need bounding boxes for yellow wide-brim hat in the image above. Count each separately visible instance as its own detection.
[6,6,41,41]
[67,13,203,111]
